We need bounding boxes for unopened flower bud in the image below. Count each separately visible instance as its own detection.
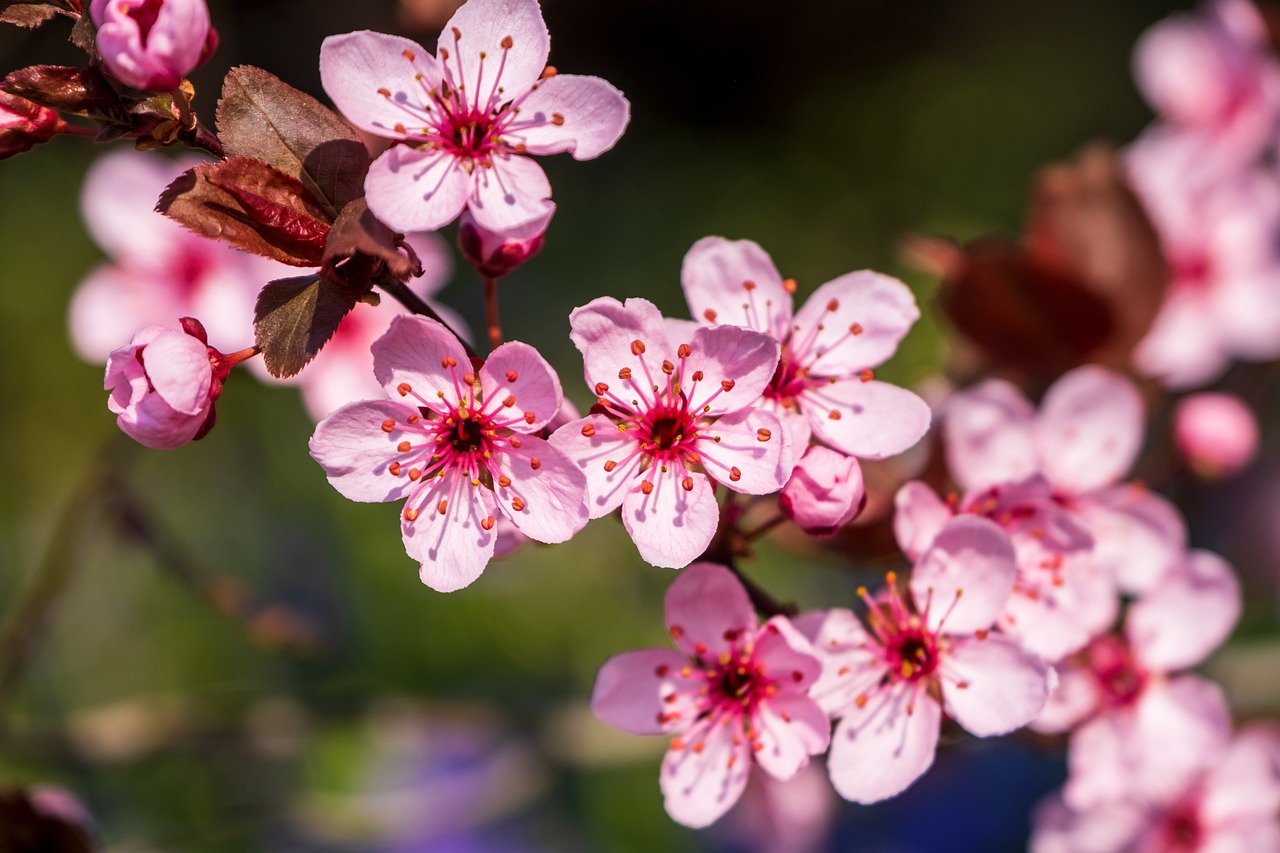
[1174,391,1258,479]
[105,323,220,449]
[457,206,551,279]
[0,92,60,160]
[779,445,866,535]
[90,0,213,92]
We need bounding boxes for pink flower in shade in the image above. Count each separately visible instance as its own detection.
[89,0,214,92]
[456,205,550,280]
[590,563,829,829]
[70,149,290,363]
[0,92,61,159]
[105,319,233,449]
[549,296,792,568]
[1031,725,1280,853]
[1032,550,1241,812]
[308,315,588,592]
[318,0,630,234]
[944,366,1188,597]
[1174,391,1259,479]
[680,236,931,460]
[797,516,1054,805]
[779,445,866,536]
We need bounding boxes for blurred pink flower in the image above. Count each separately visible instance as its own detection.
[309,315,587,591]
[779,445,865,535]
[799,516,1053,804]
[591,563,828,828]
[1174,391,1259,479]
[550,296,791,568]
[89,0,214,92]
[319,0,629,233]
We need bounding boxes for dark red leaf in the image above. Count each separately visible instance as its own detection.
[254,274,362,378]
[323,198,421,282]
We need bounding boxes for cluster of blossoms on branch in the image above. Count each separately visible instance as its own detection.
[5,0,1280,846]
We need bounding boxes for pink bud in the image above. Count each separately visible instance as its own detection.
[89,0,213,92]
[778,446,866,535]
[457,205,551,279]
[0,92,60,160]
[1174,391,1259,479]
[105,325,218,449]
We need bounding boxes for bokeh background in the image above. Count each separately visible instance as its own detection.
[3,1,1277,850]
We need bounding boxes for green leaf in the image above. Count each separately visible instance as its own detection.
[254,274,362,378]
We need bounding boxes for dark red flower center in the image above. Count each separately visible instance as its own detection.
[126,0,164,44]
[885,627,939,682]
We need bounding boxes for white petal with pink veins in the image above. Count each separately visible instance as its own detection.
[827,684,941,804]
[684,324,780,416]
[661,715,752,828]
[548,414,642,518]
[372,315,471,411]
[508,74,630,160]
[590,648,699,735]
[622,470,719,568]
[320,31,443,139]
[365,145,470,234]
[941,633,1053,737]
[137,331,211,415]
[697,408,791,494]
[943,379,1039,492]
[791,271,920,375]
[805,378,931,460]
[753,616,823,690]
[402,473,499,592]
[753,693,830,781]
[468,152,554,232]
[892,481,953,561]
[911,516,1017,635]
[1031,664,1102,733]
[479,341,563,431]
[438,0,549,98]
[1077,485,1186,595]
[1127,549,1241,672]
[1038,366,1144,493]
[681,236,793,340]
[491,434,587,543]
[663,563,758,660]
[1202,725,1280,825]
[568,296,673,393]
[309,400,422,503]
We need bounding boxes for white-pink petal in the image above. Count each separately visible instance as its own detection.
[791,271,921,375]
[319,31,442,139]
[697,407,791,494]
[664,562,759,661]
[439,0,549,97]
[622,469,719,568]
[403,474,499,592]
[752,693,830,782]
[661,716,752,829]
[491,434,587,544]
[892,480,952,561]
[1037,366,1144,494]
[943,378,1039,492]
[467,152,554,232]
[548,414,641,518]
[365,145,470,234]
[590,648,698,735]
[509,73,630,160]
[1127,549,1241,672]
[941,633,1053,737]
[309,400,422,503]
[372,315,471,409]
[684,324,780,416]
[568,296,673,393]
[827,685,941,804]
[805,377,930,460]
[910,515,1017,635]
[479,340,563,431]
[681,236,792,340]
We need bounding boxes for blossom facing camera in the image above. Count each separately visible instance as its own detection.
[319,0,630,234]
[0,92,61,160]
[779,445,865,535]
[90,0,214,92]
[457,207,551,280]
[105,322,218,449]
[1174,391,1259,479]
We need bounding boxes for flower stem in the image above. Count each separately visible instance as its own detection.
[742,513,787,542]
[484,276,503,352]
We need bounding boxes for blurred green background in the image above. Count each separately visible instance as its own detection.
[4,1,1274,851]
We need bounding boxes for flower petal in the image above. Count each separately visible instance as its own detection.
[892,480,953,561]
[320,31,441,139]
[568,296,673,394]
[943,379,1039,492]
[684,324,780,416]
[142,331,212,415]
[790,271,921,374]
[372,314,472,408]
[438,0,549,96]
[942,633,1053,736]
[752,693,830,781]
[1077,485,1186,595]
[402,473,499,592]
[827,685,941,804]
[591,648,700,735]
[506,73,630,160]
[1127,549,1241,672]
[622,469,719,568]
[1037,366,1144,493]
[468,152,554,232]
[910,515,1017,634]
[697,407,792,495]
[804,378,931,460]
[661,716,752,828]
[491,434,588,543]
[479,340,563,431]
[309,399,422,503]
[664,562,758,661]
[681,236,792,340]
[365,145,470,234]
[548,414,642,518]
[796,608,886,718]
[1030,663,1102,733]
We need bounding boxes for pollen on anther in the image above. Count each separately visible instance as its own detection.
[408,468,422,480]
[541,65,557,77]
[388,462,402,476]
[394,122,406,134]
[850,322,864,335]
[721,379,735,392]
[551,113,565,126]
[630,340,646,355]
[581,424,597,437]
[530,457,542,470]
[377,87,391,97]
[662,360,675,375]
[603,460,617,472]
[397,440,412,453]
[677,343,692,358]
[441,356,457,368]
[595,382,609,395]
[855,693,868,709]
[681,477,694,491]
[691,370,704,382]
[510,437,522,448]
[729,467,742,482]
[859,369,874,383]
[396,383,412,397]
[703,309,718,322]
[436,500,448,515]
[498,475,512,488]
[404,507,419,522]
[381,419,396,433]
[618,367,632,380]
[828,409,842,420]
[641,480,654,495]
[506,370,519,382]
[501,35,514,49]
[511,497,526,511]
[401,49,415,60]
[481,516,495,530]
[756,428,772,442]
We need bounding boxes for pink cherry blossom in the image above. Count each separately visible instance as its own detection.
[1033,550,1241,811]
[549,296,792,568]
[70,149,290,363]
[457,205,550,279]
[590,563,828,828]
[105,321,222,449]
[1031,724,1280,853]
[0,92,61,159]
[798,516,1054,804]
[779,445,865,536]
[1173,392,1259,479]
[681,236,930,459]
[319,0,629,234]
[309,315,588,591]
[90,0,214,92]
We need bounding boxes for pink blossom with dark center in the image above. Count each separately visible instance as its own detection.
[590,563,828,828]
[309,315,588,592]
[680,236,930,460]
[549,296,792,568]
[797,516,1053,804]
[319,0,629,234]
[90,0,214,92]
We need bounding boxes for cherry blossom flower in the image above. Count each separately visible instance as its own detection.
[319,0,630,234]
[309,315,588,591]
[456,205,550,279]
[70,149,289,363]
[680,236,930,460]
[779,445,865,536]
[549,296,791,568]
[1031,725,1280,853]
[1174,391,1259,479]
[1032,550,1241,811]
[590,563,828,828]
[0,92,61,159]
[798,516,1054,804]
[90,0,214,92]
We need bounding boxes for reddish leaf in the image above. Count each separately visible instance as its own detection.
[0,2,65,27]
[323,198,421,281]
[1,64,125,120]
[254,274,362,378]
[217,66,368,217]
[158,156,332,267]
